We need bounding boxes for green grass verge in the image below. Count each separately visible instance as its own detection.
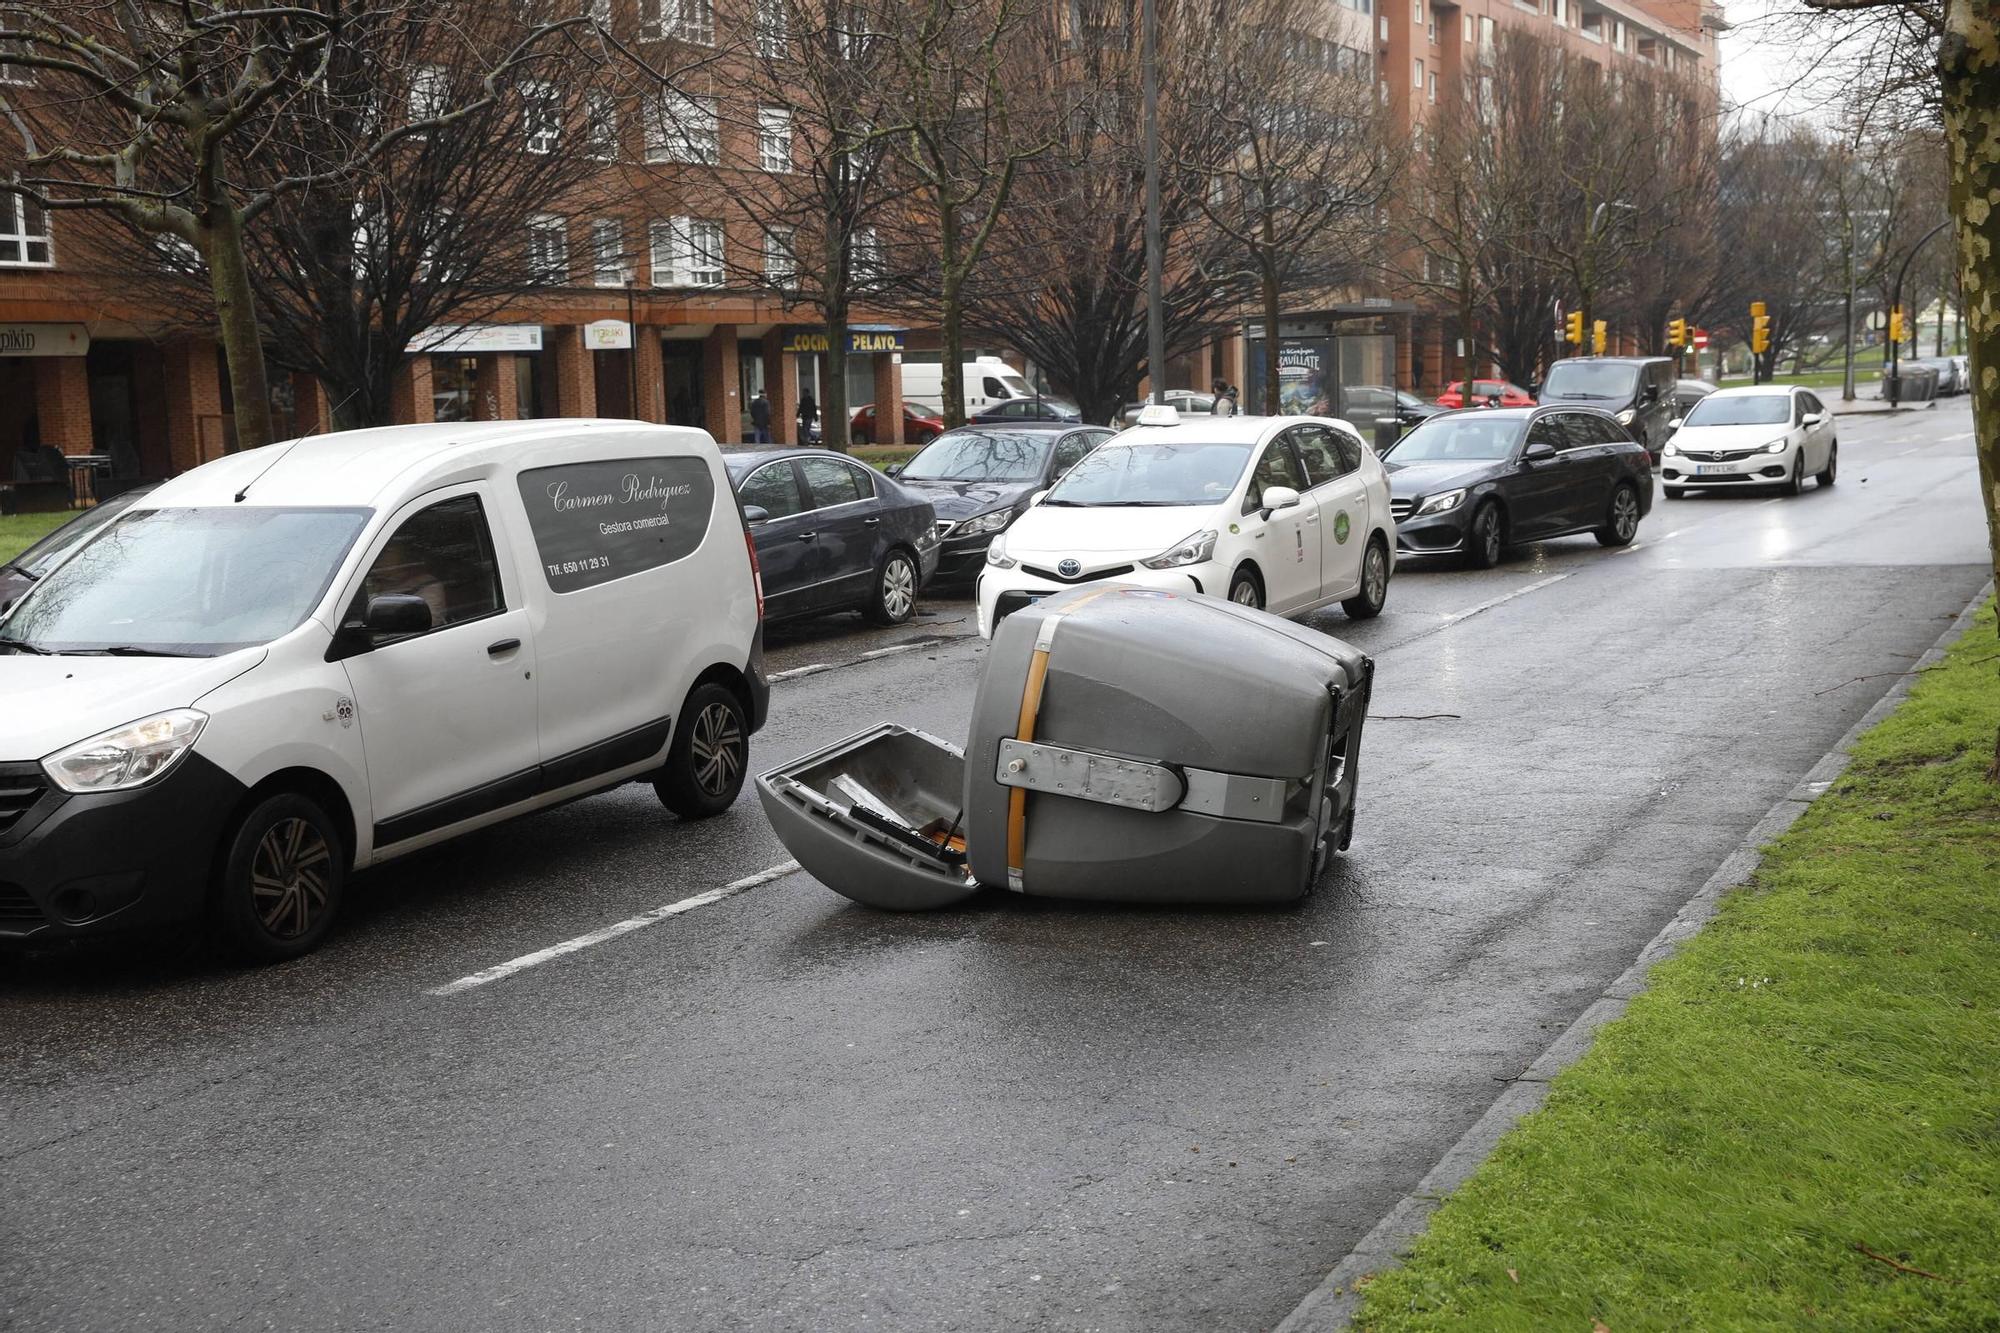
[1718,369,1883,391]
[852,444,921,472]
[0,511,69,563]
[1354,599,2000,1332]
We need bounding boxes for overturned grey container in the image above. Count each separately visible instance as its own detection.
[756,585,1373,910]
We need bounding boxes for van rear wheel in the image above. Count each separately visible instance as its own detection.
[209,792,346,963]
[656,683,749,819]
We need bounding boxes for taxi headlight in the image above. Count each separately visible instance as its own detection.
[985,536,1016,569]
[1140,529,1217,569]
[43,709,208,794]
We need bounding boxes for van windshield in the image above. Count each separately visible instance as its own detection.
[1042,442,1252,506]
[1542,363,1640,400]
[0,507,372,657]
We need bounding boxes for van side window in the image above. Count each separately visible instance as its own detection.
[800,456,864,509]
[351,495,501,638]
[740,461,805,519]
[982,376,1006,398]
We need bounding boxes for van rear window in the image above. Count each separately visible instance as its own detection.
[516,456,716,593]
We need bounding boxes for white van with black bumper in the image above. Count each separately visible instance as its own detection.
[0,420,768,960]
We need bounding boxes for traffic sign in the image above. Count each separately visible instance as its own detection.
[1692,329,1709,349]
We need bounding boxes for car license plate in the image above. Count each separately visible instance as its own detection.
[1695,463,1736,475]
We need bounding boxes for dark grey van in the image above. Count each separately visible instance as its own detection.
[1538,357,1678,463]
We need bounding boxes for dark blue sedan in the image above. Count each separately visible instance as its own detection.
[724,449,939,625]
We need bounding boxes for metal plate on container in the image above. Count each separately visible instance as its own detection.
[995,739,1183,812]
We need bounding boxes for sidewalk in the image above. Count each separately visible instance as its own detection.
[1830,395,1935,417]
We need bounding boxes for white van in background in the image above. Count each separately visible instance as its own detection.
[902,357,1037,419]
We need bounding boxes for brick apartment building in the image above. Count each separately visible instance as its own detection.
[0,0,1718,503]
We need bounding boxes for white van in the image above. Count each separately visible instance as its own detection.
[0,420,768,961]
[901,356,1036,418]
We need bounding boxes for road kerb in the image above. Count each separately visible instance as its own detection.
[1272,579,1994,1333]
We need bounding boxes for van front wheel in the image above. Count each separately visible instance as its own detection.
[656,683,749,819]
[210,792,346,963]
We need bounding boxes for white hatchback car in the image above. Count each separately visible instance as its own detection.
[1662,385,1837,497]
[976,409,1394,637]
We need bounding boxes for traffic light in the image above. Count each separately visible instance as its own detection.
[1564,310,1584,345]
[1751,309,1772,356]
[1592,319,1608,355]
[1887,307,1904,345]
[1668,318,1688,349]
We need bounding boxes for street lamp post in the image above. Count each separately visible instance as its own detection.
[1579,200,1637,356]
[1141,0,1164,407]
[1888,218,1950,409]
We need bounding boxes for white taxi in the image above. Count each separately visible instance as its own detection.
[976,408,1394,637]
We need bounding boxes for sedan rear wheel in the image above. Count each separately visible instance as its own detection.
[864,549,919,625]
[1595,483,1641,547]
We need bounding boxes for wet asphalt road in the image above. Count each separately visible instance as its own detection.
[2,402,1990,1333]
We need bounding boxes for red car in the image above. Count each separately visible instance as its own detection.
[851,402,945,446]
[1435,380,1535,409]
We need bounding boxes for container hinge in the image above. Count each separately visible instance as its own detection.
[995,739,1290,823]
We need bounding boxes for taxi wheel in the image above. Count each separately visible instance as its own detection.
[1227,567,1264,610]
[864,549,919,625]
[1341,537,1390,619]
[1595,483,1641,547]
[210,792,346,963]
[657,683,749,819]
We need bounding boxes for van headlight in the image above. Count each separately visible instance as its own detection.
[1415,488,1465,516]
[956,509,1012,537]
[1615,409,1637,426]
[42,709,208,794]
[1140,529,1217,569]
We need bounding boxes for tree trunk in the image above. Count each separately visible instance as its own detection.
[823,308,850,453]
[205,207,275,449]
[939,206,966,429]
[1940,0,2000,781]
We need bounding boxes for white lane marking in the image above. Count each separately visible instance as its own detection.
[1939,431,1973,442]
[1382,572,1572,655]
[768,663,832,682]
[428,861,801,996]
[860,641,925,660]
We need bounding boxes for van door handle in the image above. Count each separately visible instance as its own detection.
[487,638,521,657]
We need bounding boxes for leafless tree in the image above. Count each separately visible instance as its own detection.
[1172,0,1400,412]
[0,0,599,448]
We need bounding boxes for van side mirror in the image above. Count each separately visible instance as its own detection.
[1260,485,1301,517]
[1523,440,1559,464]
[365,594,433,636]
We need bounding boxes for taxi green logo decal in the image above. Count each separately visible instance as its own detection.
[1228,522,1241,535]
[1333,510,1352,544]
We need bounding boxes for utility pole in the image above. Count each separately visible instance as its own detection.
[1889,218,1951,408]
[1841,205,1856,402]
[1141,0,1165,407]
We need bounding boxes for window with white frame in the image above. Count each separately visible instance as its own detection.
[758,107,792,172]
[1412,58,1423,88]
[764,227,796,283]
[522,80,561,154]
[852,226,882,284]
[756,0,789,57]
[646,92,719,164]
[838,5,879,58]
[0,187,52,267]
[651,217,724,287]
[1428,70,1437,103]
[527,214,569,283]
[591,218,628,286]
[642,0,715,44]
[586,90,618,160]
[408,64,449,125]
[0,38,35,85]
[1553,0,1568,24]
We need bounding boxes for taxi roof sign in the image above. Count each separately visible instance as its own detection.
[1136,403,1182,427]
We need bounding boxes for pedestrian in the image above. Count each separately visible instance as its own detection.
[797,391,819,445]
[1211,379,1235,416]
[1226,385,1241,413]
[749,388,772,444]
